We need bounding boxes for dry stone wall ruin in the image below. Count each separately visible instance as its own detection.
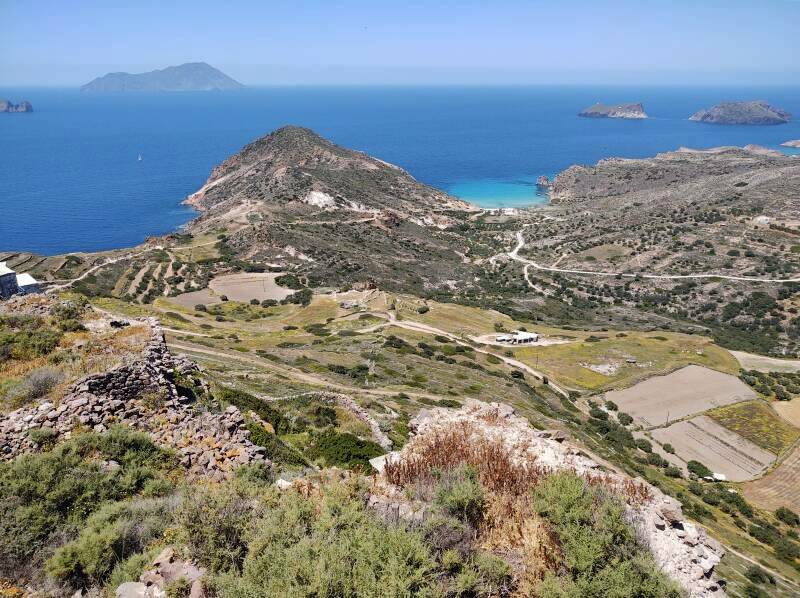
[0,318,270,479]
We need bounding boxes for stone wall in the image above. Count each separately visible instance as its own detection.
[0,318,270,480]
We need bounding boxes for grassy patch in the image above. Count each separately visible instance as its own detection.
[707,400,799,455]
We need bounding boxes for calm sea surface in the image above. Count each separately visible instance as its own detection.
[1,86,799,254]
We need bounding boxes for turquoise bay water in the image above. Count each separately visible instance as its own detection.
[447,177,550,208]
[1,86,799,254]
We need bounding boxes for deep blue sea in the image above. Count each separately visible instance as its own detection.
[1,86,799,255]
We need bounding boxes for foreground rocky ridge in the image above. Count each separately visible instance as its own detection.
[371,400,726,597]
[0,318,270,478]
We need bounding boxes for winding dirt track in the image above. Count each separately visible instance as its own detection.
[506,230,800,284]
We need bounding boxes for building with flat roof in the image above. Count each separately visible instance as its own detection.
[496,330,539,344]
[0,262,40,299]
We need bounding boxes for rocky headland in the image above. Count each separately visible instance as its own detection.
[0,99,33,113]
[689,101,791,125]
[782,139,800,148]
[81,61,244,92]
[578,102,648,119]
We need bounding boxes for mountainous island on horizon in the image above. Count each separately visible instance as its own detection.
[80,61,244,92]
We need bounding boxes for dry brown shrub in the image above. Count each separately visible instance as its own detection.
[480,493,562,587]
[585,471,652,506]
[385,423,548,497]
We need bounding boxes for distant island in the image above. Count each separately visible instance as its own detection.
[0,99,33,113]
[689,100,791,125]
[782,139,800,148]
[81,62,244,92]
[578,103,647,119]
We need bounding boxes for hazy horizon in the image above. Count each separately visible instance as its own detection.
[2,0,799,87]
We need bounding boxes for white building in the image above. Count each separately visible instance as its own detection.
[0,262,40,299]
[496,330,540,344]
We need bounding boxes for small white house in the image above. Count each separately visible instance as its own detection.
[497,330,540,344]
[0,262,40,299]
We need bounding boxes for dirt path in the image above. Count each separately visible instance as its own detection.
[46,249,149,293]
[731,351,800,373]
[506,230,800,284]
[168,339,466,403]
[339,310,571,398]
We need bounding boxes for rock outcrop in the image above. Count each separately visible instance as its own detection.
[689,101,791,125]
[782,139,800,148]
[0,319,269,479]
[116,547,206,598]
[0,99,33,113]
[578,102,647,119]
[374,401,726,598]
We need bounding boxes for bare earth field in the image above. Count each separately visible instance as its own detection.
[730,351,800,373]
[603,365,756,428]
[744,446,800,512]
[208,273,293,303]
[774,399,800,428]
[652,416,776,482]
[171,273,293,308]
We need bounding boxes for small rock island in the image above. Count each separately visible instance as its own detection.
[0,99,33,113]
[81,61,244,92]
[578,102,648,119]
[782,140,800,148]
[689,100,791,125]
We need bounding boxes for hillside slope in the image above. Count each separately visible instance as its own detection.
[184,126,480,292]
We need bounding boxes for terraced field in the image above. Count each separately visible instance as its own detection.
[744,445,800,512]
[604,365,755,427]
[707,400,799,455]
[652,416,776,481]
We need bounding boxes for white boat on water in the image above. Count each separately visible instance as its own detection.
[138,153,143,161]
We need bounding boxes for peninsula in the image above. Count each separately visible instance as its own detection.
[0,99,33,113]
[578,102,647,119]
[782,140,800,148]
[80,61,244,92]
[689,101,791,125]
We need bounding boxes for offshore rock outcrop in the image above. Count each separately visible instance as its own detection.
[372,401,726,598]
[0,319,269,479]
[0,99,33,113]
[578,102,647,119]
[689,101,791,125]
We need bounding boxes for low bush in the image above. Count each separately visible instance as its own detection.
[306,429,383,470]
[0,426,174,580]
[687,460,712,478]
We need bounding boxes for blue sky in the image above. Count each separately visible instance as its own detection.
[1,0,799,85]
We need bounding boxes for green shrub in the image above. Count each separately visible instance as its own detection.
[635,438,653,453]
[532,472,679,597]
[47,497,174,588]
[306,429,383,470]
[617,412,633,426]
[776,506,800,527]
[744,564,775,585]
[245,422,307,468]
[211,482,437,597]
[216,387,293,434]
[434,466,485,526]
[0,427,174,579]
[687,460,712,478]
